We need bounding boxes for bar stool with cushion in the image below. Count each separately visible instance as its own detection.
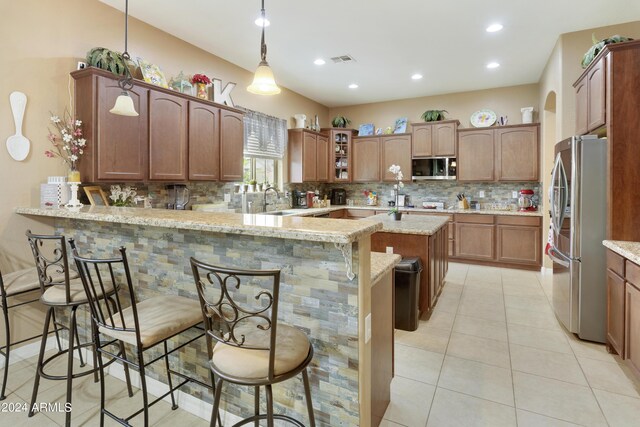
[0,267,65,400]
[72,244,208,427]
[26,231,132,427]
[190,257,316,427]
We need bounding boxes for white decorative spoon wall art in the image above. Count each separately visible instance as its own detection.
[6,91,30,161]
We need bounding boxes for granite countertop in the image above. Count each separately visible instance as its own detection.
[15,206,382,245]
[371,252,401,285]
[364,214,450,236]
[603,240,640,265]
[282,205,543,217]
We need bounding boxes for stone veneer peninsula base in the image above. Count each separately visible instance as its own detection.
[15,206,390,426]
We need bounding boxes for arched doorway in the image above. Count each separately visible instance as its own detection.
[542,91,557,270]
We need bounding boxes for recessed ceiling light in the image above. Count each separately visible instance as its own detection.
[486,23,503,33]
[486,62,500,69]
[314,59,326,65]
[348,83,359,89]
[411,74,423,80]
[255,16,270,27]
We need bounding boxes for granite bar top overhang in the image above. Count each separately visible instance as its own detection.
[370,252,402,284]
[15,206,382,244]
[364,214,450,235]
[603,240,640,265]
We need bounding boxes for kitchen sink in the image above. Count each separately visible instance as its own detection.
[261,210,300,216]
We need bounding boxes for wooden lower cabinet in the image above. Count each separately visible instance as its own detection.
[626,282,640,377]
[497,225,541,265]
[455,223,495,261]
[607,269,625,356]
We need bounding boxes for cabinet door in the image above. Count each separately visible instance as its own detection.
[497,225,541,265]
[220,110,244,181]
[302,133,317,182]
[412,125,432,157]
[95,76,149,181]
[575,79,588,135]
[433,122,457,157]
[381,135,412,182]
[353,137,381,182]
[455,223,495,260]
[626,283,640,376]
[496,126,539,181]
[316,134,329,182]
[149,91,188,181]
[457,130,494,181]
[188,103,220,181]
[587,57,606,131]
[607,269,625,356]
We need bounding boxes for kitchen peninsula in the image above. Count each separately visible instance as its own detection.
[15,206,392,426]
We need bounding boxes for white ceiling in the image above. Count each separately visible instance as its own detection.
[100,0,640,107]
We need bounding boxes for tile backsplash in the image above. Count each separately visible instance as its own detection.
[89,180,542,212]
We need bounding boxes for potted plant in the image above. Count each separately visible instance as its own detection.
[582,34,633,68]
[388,207,402,221]
[388,164,405,220]
[85,47,133,76]
[331,115,351,128]
[248,179,257,192]
[421,110,448,122]
[109,185,138,207]
[191,73,212,100]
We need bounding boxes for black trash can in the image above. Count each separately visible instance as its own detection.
[395,257,422,331]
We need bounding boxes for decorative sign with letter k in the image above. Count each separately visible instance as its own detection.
[212,79,236,107]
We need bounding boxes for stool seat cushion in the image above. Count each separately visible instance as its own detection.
[99,295,202,348]
[210,324,310,380]
[0,268,40,297]
[41,276,111,305]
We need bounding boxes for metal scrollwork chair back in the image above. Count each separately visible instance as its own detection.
[25,230,73,302]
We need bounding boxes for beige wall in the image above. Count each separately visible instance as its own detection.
[329,84,540,131]
[0,0,328,344]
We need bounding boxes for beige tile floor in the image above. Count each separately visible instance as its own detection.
[2,262,640,426]
[383,263,640,427]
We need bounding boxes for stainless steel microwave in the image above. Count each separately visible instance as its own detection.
[412,157,457,180]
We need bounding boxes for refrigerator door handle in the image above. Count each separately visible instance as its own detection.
[548,245,571,268]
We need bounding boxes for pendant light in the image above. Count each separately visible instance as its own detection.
[247,0,281,95]
[110,0,139,116]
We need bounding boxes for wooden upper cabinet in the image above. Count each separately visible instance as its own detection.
[411,124,432,157]
[353,137,381,182]
[575,80,589,135]
[78,75,149,182]
[316,134,329,182]
[574,55,606,135]
[457,130,494,181]
[433,121,458,157]
[302,132,318,182]
[587,57,606,131]
[496,125,539,181]
[148,91,188,181]
[381,135,411,181]
[188,103,220,181]
[219,109,244,181]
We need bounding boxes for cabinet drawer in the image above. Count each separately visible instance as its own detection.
[607,250,625,277]
[626,260,640,288]
[454,214,494,224]
[496,216,541,227]
[346,209,376,218]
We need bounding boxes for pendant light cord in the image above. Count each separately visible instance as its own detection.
[119,0,134,91]
[260,0,267,62]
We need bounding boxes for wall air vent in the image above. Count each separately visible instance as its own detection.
[330,55,356,64]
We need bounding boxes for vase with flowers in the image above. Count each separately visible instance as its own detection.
[191,73,211,100]
[388,164,405,220]
[45,110,87,183]
[109,185,138,207]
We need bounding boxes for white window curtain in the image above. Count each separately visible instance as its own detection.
[240,107,288,159]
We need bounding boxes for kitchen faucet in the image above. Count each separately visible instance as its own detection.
[263,186,280,212]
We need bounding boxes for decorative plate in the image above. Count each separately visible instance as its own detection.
[470,109,497,127]
[137,57,169,88]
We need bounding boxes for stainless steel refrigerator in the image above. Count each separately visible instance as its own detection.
[548,135,607,343]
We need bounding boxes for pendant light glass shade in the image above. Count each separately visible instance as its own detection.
[110,91,139,116]
[247,60,281,95]
[110,0,138,116]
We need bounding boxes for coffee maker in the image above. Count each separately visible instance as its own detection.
[292,190,308,209]
[166,184,190,210]
[330,188,347,205]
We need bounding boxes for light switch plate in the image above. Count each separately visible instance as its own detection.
[224,193,231,202]
[479,190,485,198]
[365,313,372,343]
[386,246,393,254]
[512,191,518,198]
